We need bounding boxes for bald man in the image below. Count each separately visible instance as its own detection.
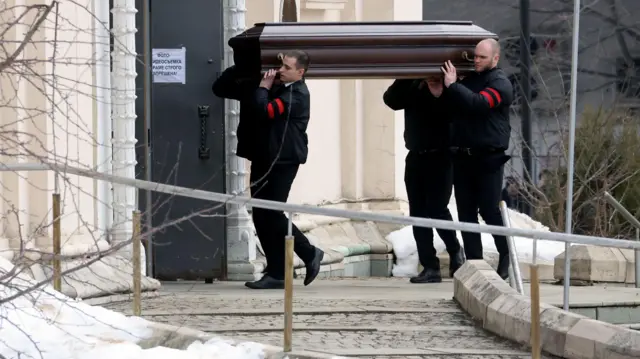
[440,38,513,280]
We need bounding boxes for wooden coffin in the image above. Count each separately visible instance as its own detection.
[227,21,498,79]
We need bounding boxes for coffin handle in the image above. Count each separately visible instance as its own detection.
[462,51,474,62]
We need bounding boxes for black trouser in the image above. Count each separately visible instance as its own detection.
[404,150,461,271]
[249,161,317,280]
[453,151,510,260]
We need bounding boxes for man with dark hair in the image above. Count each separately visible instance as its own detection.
[383,76,465,283]
[213,50,324,290]
[441,38,514,280]
[283,50,310,73]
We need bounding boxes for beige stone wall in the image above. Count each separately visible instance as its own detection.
[0,0,106,259]
[0,0,427,258]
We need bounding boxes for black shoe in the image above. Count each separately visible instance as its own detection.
[264,266,298,279]
[304,248,324,286]
[245,275,285,289]
[410,268,442,283]
[497,253,510,280]
[449,249,466,277]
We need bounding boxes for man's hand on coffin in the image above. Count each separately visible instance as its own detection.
[441,61,457,88]
[260,69,277,90]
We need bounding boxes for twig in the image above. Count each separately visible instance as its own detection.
[0,2,57,73]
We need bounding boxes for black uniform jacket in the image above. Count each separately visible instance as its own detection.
[383,79,452,152]
[445,67,514,151]
[212,65,310,165]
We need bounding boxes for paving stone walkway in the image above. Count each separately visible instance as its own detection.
[100,277,554,358]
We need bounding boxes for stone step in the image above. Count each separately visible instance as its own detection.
[103,296,461,315]
[141,311,548,357]
[326,348,542,358]
[143,311,475,332]
[97,280,563,358]
[218,328,521,352]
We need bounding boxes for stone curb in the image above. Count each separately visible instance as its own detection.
[453,260,640,359]
[141,320,347,359]
[553,245,638,284]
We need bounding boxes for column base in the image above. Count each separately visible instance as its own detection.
[227,260,266,281]
[6,232,147,275]
[27,251,160,299]
[226,206,261,281]
[8,233,111,258]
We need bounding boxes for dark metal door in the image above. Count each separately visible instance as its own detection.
[133,0,226,281]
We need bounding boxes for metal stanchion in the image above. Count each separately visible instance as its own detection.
[52,193,62,291]
[284,213,293,352]
[563,0,582,313]
[530,237,541,359]
[633,228,640,288]
[499,201,525,295]
[132,210,142,316]
[284,212,295,352]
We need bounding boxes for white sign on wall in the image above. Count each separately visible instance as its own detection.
[152,47,186,84]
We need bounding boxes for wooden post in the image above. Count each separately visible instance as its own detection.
[283,235,295,352]
[132,210,142,316]
[52,193,62,291]
[530,264,541,359]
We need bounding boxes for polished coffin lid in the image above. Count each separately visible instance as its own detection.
[228,21,499,79]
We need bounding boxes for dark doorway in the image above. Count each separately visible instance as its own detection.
[128,0,227,280]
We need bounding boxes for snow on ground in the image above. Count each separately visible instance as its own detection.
[0,257,266,359]
[388,193,570,277]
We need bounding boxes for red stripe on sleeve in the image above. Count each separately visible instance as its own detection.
[275,98,285,115]
[486,88,502,104]
[267,103,275,119]
[480,91,495,108]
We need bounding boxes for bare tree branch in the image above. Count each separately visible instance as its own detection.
[0,2,56,73]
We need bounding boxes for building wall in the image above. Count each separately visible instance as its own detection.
[3,0,637,260]
[0,0,420,261]
[0,0,107,259]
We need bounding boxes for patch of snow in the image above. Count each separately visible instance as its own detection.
[82,338,266,359]
[0,257,266,359]
[388,193,569,277]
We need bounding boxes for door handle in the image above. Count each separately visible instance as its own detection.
[198,105,210,159]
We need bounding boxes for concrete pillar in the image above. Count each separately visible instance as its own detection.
[339,0,363,200]
[392,0,421,201]
[223,0,262,281]
[361,0,395,199]
[111,0,138,253]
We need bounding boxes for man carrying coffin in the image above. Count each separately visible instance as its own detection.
[441,38,514,279]
[383,76,466,283]
[213,50,324,289]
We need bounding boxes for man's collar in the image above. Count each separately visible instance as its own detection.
[284,78,305,87]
